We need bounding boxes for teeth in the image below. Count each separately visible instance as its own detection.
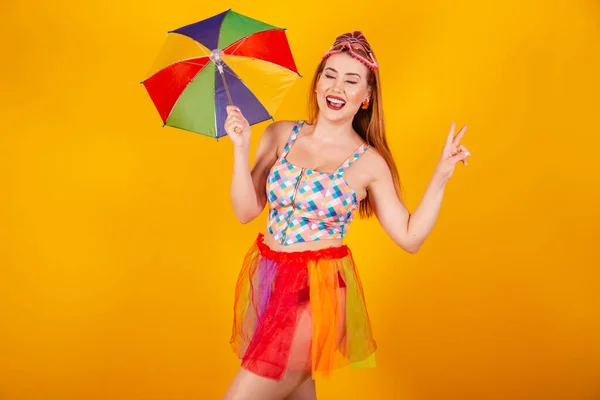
[327,97,345,105]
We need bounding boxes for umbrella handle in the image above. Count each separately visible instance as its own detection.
[218,65,234,105]
[217,64,242,135]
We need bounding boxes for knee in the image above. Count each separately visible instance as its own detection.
[221,374,264,400]
[222,389,247,400]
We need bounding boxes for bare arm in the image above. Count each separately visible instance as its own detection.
[230,122,281,224]
[368,123,471,254]
[368,154,420,254]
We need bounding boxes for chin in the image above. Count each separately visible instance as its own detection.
[318,101,356,123]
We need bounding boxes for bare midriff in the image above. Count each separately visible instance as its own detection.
[261,230,345,252]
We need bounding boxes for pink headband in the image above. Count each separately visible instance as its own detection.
[322,31,378,70]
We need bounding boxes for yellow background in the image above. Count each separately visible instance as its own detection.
[1,0,599,399]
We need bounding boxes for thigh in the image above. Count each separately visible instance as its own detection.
[222,368,311,400]
[286,301,313,371]
[284,378,316,400]
[288,286,347,370]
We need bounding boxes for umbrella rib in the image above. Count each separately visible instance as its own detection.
[223,68,239,79]
[225,55,301,76]
[180,57,211,66]
[194,40,211,57]
[222,57,257,68]
[225,37,248,56]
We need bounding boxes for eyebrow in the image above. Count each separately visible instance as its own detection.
[324,67,362,79]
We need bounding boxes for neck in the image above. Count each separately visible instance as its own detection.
[311,113,355,142]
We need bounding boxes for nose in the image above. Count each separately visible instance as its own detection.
[332,80,343,93]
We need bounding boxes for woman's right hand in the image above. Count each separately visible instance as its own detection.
[225,105,252,149]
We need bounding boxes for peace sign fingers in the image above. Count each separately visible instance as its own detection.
[444,122,468,156]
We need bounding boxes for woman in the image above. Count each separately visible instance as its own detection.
[222,31,471,400]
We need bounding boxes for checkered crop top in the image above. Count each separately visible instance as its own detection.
[266,121,370,246]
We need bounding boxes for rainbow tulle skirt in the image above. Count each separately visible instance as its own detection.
[229,233,377,380]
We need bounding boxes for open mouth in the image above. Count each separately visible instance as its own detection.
[326,96,346,111]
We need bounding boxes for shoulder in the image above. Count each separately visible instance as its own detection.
[361,145,393,179]
[363,146,387,168]
[262,119,299,137]
[261,119,303,151]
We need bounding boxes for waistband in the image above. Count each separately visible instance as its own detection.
[255,233,350,263]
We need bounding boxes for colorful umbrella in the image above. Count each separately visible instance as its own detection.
[142,9,301,139]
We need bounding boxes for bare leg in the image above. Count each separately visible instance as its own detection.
[222,368,311,400]
[223,304,313,400]
[284,378,317,400]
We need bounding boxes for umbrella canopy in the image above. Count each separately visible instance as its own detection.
[142,9,301,139]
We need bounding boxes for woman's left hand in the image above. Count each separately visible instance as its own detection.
[434,122,471,184]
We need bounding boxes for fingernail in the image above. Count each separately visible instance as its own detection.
[466,151,471,156]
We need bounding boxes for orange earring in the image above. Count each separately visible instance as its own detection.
[362,99,370,109]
